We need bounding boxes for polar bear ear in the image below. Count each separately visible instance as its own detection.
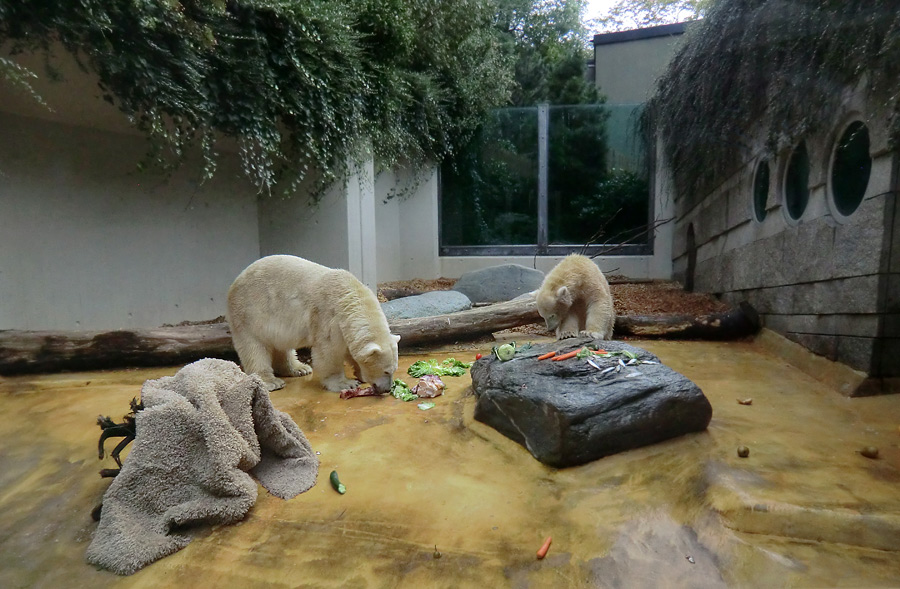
[360,342,383,358]
[556,285,573,306]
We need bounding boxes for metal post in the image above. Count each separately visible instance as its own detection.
[537,103,549,250]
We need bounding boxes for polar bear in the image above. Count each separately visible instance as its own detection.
[226,255,400,393]
[535,254,615,340]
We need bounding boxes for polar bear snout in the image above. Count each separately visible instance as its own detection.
[371,374,394,395]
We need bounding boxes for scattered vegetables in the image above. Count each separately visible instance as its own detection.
[537,351,558,361]
[329,470,346,494]
[475,353,483,360]
[551,350,580,362]
[737,398,753,405]
[408,358,472,378]
[536,536,552,559]
[737,446,750,458]
[494,342,517,361]
[417,401,436,411]
[860,446,879,459]
[390,379,417,402]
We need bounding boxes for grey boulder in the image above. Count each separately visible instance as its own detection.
[381,290,472,321]
[452,264,544,303]
[470,339,712,468]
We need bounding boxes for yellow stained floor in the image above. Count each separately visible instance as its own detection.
[1,337,899,588]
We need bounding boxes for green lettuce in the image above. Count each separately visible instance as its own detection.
[407,358,472,378]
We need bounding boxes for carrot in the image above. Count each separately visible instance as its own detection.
[551,350,579,361]
[536,536,552,559]
[537,351,558,361]
[593,349,607,355]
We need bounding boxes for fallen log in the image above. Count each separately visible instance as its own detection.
[0,298,758,375]
[0,324,237,375]
[613,302,760,340]
[388,293,541,346]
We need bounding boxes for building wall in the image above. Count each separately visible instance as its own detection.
[0,111,261,331]
[593,23,688,104]
[669,88,899,383]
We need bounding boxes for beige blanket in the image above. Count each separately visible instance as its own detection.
[86,359,318,575]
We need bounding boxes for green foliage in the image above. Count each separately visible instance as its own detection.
[0,0,513,197]
[645,0,900,204]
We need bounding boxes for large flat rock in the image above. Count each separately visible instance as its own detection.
[470,339,712,467]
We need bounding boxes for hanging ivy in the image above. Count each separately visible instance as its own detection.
[644,0,900,203]
[0,0,513,198]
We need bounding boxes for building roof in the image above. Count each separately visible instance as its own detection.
[593,22,688,47]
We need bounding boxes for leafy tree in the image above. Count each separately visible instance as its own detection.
[0,0,513,197]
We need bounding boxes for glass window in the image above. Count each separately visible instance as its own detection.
[784,142,809,221]
[831,121,871,217]
[547,104,649,247]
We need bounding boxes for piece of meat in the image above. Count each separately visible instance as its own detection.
[412,375,445,398]
[339,385,382,400]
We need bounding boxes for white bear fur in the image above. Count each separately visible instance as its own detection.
[226,255,400,393]
[535,254,615,340]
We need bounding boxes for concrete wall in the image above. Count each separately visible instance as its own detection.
[593,23,688,104]
[0,111,260,331]
[669,87,899,384]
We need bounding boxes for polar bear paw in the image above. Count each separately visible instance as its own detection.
[262,376,287,392]
[558,330,578,340]
[579,330,604,339]
[322,375,360,393]
[288,361,313,377]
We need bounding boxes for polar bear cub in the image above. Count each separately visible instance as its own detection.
[226,255,400,393]
[535,254,615,340]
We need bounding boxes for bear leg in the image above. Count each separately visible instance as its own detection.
[556,313,581,340]
[582,301,615,340]
[232,332,285,391]
[272,349,313,378]
[312,347,359,392]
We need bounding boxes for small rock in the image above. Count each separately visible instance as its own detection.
[737,398,753,405]
[737,446,750,458]
[860,446,879,459]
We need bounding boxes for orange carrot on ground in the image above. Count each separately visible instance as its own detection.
[537,351,558,361]
[593,349,607,355]
[536,536,552,559]
[551,350,579,361]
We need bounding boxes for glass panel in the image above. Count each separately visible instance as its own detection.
[440,108,538,246]
[547,104,650,246]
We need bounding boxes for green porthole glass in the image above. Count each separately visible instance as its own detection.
[753,160,769,222]
[784,142,809,221]
[831,121,871,217]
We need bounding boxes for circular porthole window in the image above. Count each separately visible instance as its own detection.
[784,141,810,222]
[753,160,770,222]
[831,121,871,217]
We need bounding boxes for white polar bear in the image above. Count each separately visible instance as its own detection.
[535,254,615,340]
[226,255,400,393]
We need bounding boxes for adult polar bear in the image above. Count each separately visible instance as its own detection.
[535,254,615,340]
[227,255,400,393]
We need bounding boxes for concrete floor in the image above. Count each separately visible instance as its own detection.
[1,335,899,588]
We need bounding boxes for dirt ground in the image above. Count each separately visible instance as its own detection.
[377,277,730,338]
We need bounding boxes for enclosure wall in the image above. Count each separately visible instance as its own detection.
[0,111,261,331]
[670,89,899,383]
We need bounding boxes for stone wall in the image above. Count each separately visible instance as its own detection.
[670,87,899,386]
